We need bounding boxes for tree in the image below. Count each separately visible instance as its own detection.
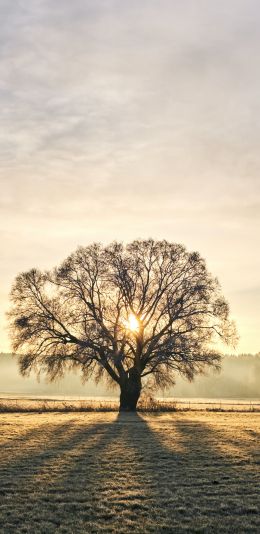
[8,240,236,411]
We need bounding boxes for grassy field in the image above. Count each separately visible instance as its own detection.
[0,412,259,533]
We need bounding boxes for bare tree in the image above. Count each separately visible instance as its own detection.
[8,240,236,411]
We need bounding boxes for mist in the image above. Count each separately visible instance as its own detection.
[1,353,259,399]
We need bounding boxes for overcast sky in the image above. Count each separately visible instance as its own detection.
[1,0,259,353]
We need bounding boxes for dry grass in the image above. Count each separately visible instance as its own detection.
[0,398,120,413]
[0,411,259,533]
[0,398,259,413]
[0,398,176,413]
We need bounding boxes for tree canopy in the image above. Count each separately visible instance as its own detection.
[9,239,236,410]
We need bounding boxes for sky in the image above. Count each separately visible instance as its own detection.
[1,0,260,354]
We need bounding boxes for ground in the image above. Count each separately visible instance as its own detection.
[0,412,259,533]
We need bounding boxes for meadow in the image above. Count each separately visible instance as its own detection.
[0,411,259,533]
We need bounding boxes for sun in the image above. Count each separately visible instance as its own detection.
[125,313,139,332]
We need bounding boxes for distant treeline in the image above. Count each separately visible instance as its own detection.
[0,352,259,399]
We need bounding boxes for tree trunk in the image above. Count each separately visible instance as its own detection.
[119,368,141,412]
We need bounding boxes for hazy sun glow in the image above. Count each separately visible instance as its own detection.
[124,313,140,332]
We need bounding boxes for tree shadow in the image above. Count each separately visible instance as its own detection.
[0,416,120,532]
[0,413,259,533]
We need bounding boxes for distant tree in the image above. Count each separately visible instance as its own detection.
[8,240,236,411]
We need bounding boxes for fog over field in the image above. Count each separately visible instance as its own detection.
[1,353,259,400]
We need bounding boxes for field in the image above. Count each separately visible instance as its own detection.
[0,412,259,533]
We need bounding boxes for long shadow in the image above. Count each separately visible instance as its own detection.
[174,418,260,531]
[0,419,74,456]
[0,419,84,485]
[48,413,151,532]
[0,417,119,532]
[0,413,259,533]
[106,413,260,532]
